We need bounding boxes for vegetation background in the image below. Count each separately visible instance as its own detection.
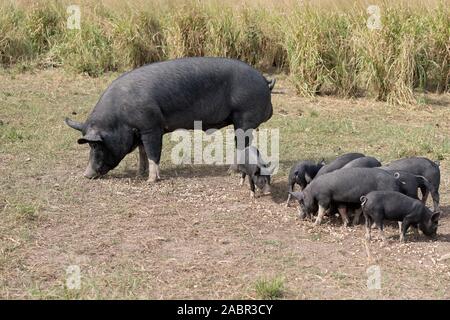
[0,0,449,105]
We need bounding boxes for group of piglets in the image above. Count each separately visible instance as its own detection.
[285,153,441,243]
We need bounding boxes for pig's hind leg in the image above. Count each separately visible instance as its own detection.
[337,205,350,227]
[420,186,429,205]
[373,218,387,243]
[364,213,372,241]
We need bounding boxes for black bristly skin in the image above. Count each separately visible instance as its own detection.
[65,57,274,179]
[382,170,440,212]
[314,152,365,178]
[286,160,323,206]
[341,156,381,169]
[290,168,401,224]
[382,157,440,210]
[286,152,365,208]
[361,191,440,242]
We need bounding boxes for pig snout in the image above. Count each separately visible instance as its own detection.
[262,183,271,195]
[83,164,99,179]
[298,208,307,220]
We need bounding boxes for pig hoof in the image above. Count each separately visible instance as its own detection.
[147,176,160,183]
[249,191,256,199]
[137,171,149,179]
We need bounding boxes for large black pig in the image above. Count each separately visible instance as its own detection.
[65,57,274,181]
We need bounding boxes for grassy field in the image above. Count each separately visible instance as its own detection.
[1,69,450,299]
[1,0,449,105]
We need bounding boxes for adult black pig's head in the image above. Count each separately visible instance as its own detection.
[65,118,136,179]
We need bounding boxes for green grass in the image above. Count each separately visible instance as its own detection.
[13,203,39,222]
[255,276,285,299]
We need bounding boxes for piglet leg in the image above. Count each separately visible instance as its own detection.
[338,205,350,227]
[314,205,327,226]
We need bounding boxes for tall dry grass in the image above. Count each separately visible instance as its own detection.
[0,0,449,104]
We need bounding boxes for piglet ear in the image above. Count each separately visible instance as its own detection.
[305,173,312,183]
[431,212,440,222]
[78,131,102,144]
[289,191,304,201]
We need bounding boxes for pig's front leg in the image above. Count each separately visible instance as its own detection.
[285,182,295,207]
[420,186,429,204]
[239,172,246,186]
[412,224,419,239]
[137,144,149,178]
[142,130,162,183]
[379,225,387,244]
[249,177,256,198]
[364,214,372,241]
[314,205,327,226]
[400,218,412,243]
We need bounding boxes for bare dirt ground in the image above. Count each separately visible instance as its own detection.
[1,69,450,299]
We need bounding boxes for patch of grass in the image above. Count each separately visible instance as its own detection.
[263,239,282,247]
[309,110,319,118]
[14,203,39,221]
[0,126,28,142]
[254,276,285,299]
[309,232,322,242]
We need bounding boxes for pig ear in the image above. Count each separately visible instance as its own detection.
[65,118,84,132]
[289,191,304,201]
[78,131,102,144]
[260,162,275,175]
[305,172,312,183]
[266,161,276,175]
[431,212,440,222]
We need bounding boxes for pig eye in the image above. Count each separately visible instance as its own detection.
[89,142,99,150]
